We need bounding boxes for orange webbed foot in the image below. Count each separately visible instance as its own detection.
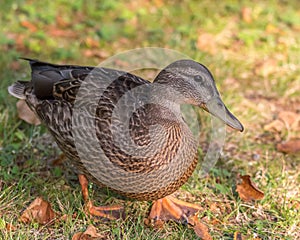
[149,196,203,223]
[78,174,125,220]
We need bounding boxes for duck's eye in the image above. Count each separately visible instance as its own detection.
[194,75,203,82]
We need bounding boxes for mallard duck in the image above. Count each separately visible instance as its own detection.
[8,58,243,224]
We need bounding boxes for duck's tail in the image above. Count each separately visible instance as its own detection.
[8,81,29,99]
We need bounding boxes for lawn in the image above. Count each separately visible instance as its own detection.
[0,0,299,239]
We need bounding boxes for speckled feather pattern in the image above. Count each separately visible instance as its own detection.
[10,59,201,200]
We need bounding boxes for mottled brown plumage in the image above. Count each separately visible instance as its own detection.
[9,58,243,221]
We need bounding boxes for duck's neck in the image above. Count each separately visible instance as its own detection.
[146,84,182,120]
[152,70,189,106]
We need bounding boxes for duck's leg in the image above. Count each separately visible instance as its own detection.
[148,196,203,224]
[78,174,124,220]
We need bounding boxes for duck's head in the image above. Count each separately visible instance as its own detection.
[154,59,244,132]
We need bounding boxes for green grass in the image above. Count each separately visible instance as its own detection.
[1,0,299,239]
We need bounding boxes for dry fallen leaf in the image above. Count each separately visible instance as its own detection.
[153,219,164,229]
[20,197,56,224]
[47,26,77,38]
[263,119,285,132]
[277,139,300,153]
[56,15,69,28]
[196,33,217,54]
[5,223,16,231]
[189,215,212,240]
[83,49,110,59]
[254,59,278,77]
[20,20,37,32]
[15,34,26,51]
[241,7,252,23]
[278,111,300,130]
[16,100,41,125]
[72,225,105,240]
[236,175,264,202]
[85,37,100,48]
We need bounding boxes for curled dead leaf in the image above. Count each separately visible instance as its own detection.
[72,225,105,240]
[16,100,41,125]
[188,215,212,240]
[236,175,264,202]
[143,218,150,226]
[277,139,300,153]
[20,197,56,225]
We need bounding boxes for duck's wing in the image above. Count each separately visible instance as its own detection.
[8,58,151,162]
[21,58,128,102]
[9,58,150,103]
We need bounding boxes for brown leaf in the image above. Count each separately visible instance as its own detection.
[20,197,56,225]
[56,15,69,28]
[47,26,77,38]
[255,59,278,77]
[155,219,166,229]
[21,20,37,32]
[277,139,300,153]
[72,225,105,240]
[236,175,264,202]
[85,37,100,48]
[83,49,109,59]
[278,111,300,130]
[143,218,150,226]
[16,100,41,125]
[15,34,26,51]
[196,33,217,54]
[241,7,252,23]
[189,215,212,240]
[264,119,285,132]
[5,223,16,231]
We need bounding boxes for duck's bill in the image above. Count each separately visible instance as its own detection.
[202,97,244,132]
